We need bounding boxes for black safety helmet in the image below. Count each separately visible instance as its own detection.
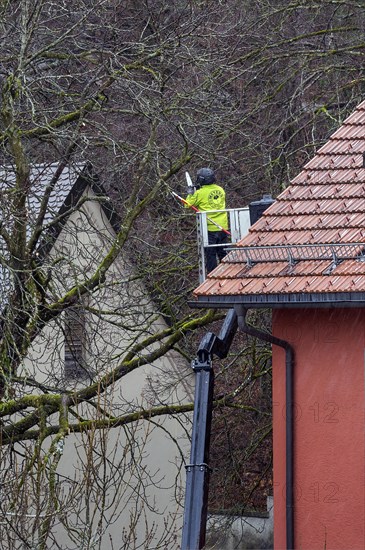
[196,167,216,185]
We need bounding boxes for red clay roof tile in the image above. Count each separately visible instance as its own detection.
[194,98,365,303]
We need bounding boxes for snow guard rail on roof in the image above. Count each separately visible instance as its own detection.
[226,242,365,267]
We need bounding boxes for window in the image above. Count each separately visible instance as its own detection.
[64,305,89,381]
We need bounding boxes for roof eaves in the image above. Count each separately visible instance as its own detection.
[80,163,121,234]
[38,163,121,258]
[189,291,365,309]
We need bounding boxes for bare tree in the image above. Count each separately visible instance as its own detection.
[1,1,365,548]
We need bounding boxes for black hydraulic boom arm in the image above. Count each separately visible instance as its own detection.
[181,309,238,550]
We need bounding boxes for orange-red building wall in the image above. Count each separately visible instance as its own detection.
[272,308,365,550]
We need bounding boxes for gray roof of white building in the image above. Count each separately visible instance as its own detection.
[0,161,118,310]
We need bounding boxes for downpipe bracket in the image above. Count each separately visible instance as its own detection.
[185,462,212,473]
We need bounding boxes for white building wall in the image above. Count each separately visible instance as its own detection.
[19,189,193,549]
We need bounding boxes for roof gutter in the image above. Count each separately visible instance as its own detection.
[235,305,295,550]
[189,291,365,309]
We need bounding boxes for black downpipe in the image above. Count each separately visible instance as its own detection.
[236,307,295,550]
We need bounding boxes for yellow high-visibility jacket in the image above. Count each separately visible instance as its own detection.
[184,183,228,231]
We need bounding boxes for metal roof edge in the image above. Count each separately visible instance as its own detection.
[37,163,121,258]
[82,163,121,234]
[188,291,365,310]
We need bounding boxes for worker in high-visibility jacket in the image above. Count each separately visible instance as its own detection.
[185,167,229,273]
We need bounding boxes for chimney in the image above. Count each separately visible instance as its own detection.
[249,194,275,225]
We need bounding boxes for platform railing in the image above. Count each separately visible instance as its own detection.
[196,207,251,283]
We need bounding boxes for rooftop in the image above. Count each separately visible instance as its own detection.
[0,162,116,310]
[193,99,365,308]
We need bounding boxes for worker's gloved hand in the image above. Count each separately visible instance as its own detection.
[186,185,195,195]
